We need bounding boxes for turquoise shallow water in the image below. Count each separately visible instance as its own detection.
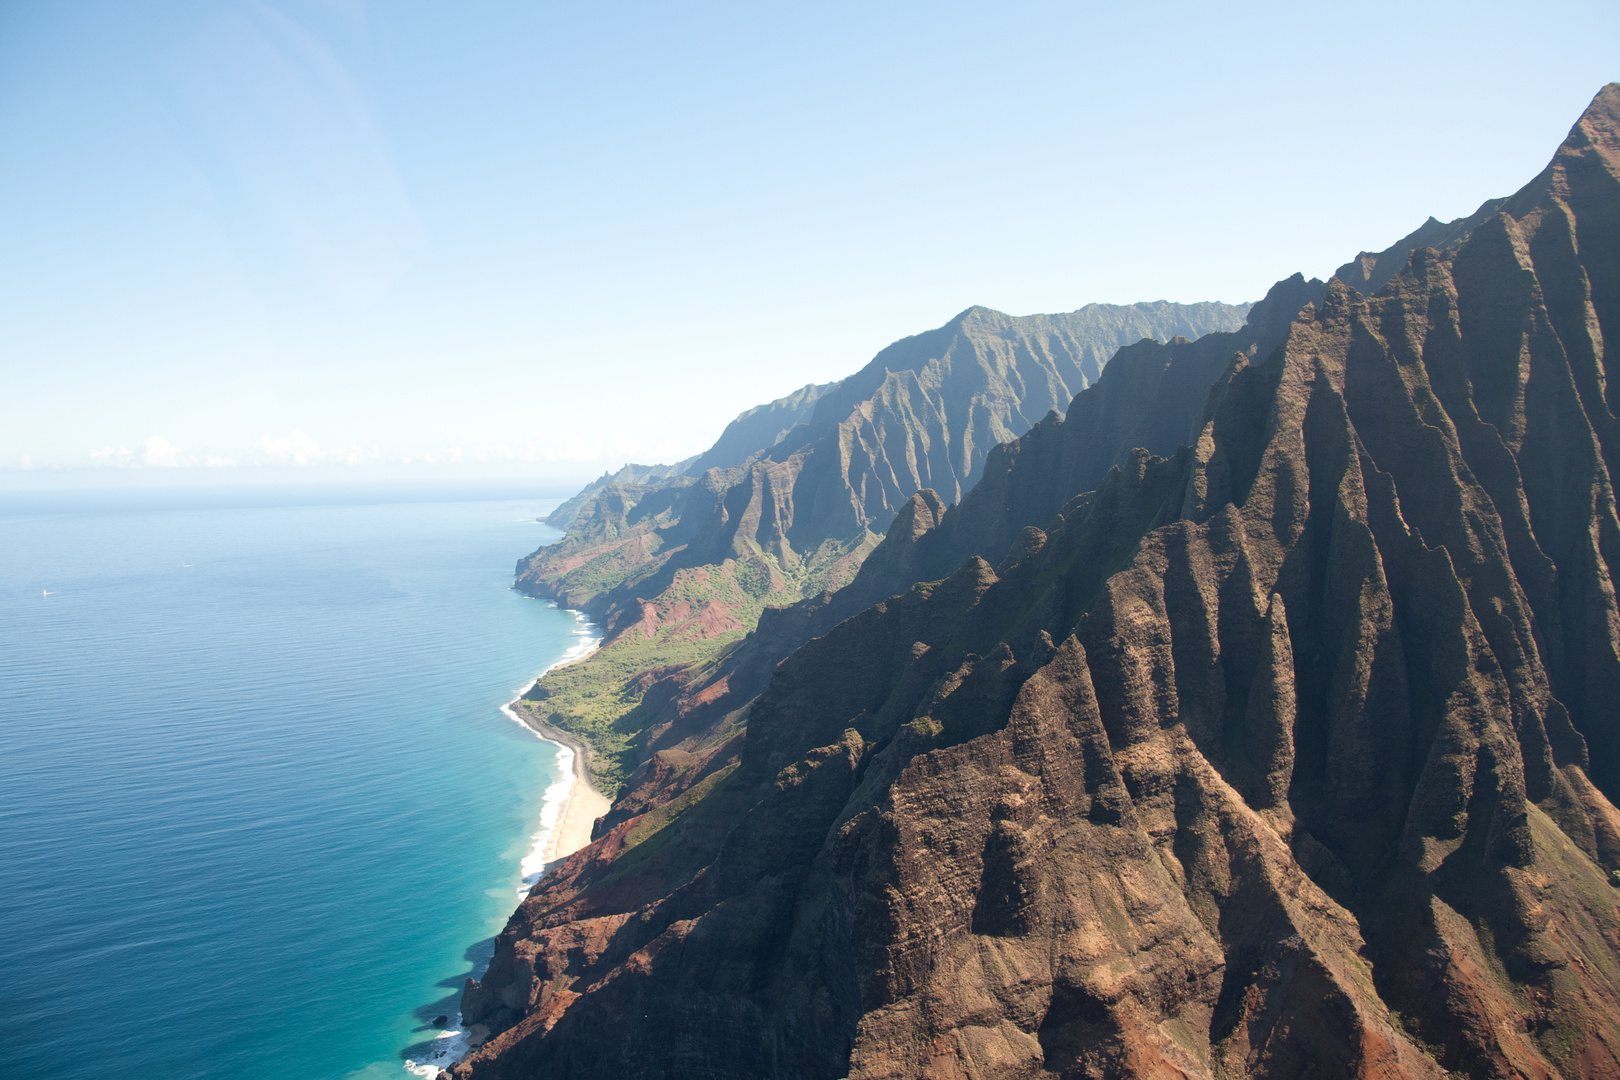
[0,492,579,1079]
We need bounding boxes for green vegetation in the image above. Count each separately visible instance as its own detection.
[621,762,739,850]
[525,534,878,795]
[524,630,747,792]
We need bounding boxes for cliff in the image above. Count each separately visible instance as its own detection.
[515,299,1250,790]
[455,85,1620,1079]
[523,299,1253,614]
[576,274,1327,791]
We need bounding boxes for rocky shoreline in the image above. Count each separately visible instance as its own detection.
[410,615,614,1079]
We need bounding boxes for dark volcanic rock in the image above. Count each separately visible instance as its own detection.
[457,85,1620,1080]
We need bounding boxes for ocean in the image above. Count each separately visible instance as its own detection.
[0,490,589,1079]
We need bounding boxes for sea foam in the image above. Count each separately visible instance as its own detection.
[498,605,601,893]
[416,605,601,1076]
[404,1023,470,1078]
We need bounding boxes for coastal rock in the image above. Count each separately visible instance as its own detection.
[457,83,1620,1080]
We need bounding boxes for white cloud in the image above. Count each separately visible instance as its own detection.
[82,437,203,468]
[254,429,323,465]
[141,435,184,467]
[64,429,690,473]
[335,445,382,465]
[84,436,194,467]
[252,430,380,466]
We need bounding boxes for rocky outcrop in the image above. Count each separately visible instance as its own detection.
[542,458,702,532]
[455,86,1620,1079]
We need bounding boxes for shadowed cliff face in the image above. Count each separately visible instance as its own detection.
[519,300,1252,619]
[591,275,1324,786]
[457,86,1620,1080]
[510,301,1248,791]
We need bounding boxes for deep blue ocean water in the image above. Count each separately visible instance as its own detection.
[0,492,583,1079]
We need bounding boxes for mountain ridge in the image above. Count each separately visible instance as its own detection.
[514,299,1251,790]
[454,83,1620,1080]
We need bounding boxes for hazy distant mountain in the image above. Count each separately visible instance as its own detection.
[512,299,1250,788]
[523,301,1252,610]
[542,382,839,533]
[682,379,837,478]
[461,85,1620,1080]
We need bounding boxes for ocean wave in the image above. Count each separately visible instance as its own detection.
[520,765,575,890]
[505,607,601,889]
[415,607,602,1075]
[404,1021,469,1078]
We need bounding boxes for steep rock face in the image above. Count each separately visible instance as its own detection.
[599,276,1325,778]
[764,303,1254,546]
[687,381,839,477]
[455,86,1620,1079]
[517,300,1250,618]
[511,301,1247,789]
[842,275,1329,605]
[1334,201,1508,297]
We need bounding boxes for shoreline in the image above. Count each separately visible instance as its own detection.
[407,606,610,1078]
[508,702,612,865]
[505,605,610,875]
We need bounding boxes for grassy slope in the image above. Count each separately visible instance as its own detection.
[521,533,877,794]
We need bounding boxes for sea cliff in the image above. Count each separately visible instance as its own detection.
[513,300,1251,794]
[459,84,1620,1080]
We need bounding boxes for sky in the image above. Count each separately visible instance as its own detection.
[1,0,1616,489]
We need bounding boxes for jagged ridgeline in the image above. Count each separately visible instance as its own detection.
[515,301,1250,789]
[457,85,1620,1079]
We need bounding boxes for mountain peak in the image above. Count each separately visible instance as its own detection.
[1331,84,1620,301]
[1553,81,1620,175]
[952,303,1006,326]
[1571,81,1620,145]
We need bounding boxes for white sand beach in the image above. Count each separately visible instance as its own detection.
[503,607,611,869]
[532,718,612,863]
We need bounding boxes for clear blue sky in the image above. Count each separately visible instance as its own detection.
[2,0,1616,486]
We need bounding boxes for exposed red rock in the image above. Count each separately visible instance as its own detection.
[458,86,1620,1080]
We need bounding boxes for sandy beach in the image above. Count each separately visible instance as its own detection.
[410,620,612,1077]
[518,706,611,863]
[501,610,612,867]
